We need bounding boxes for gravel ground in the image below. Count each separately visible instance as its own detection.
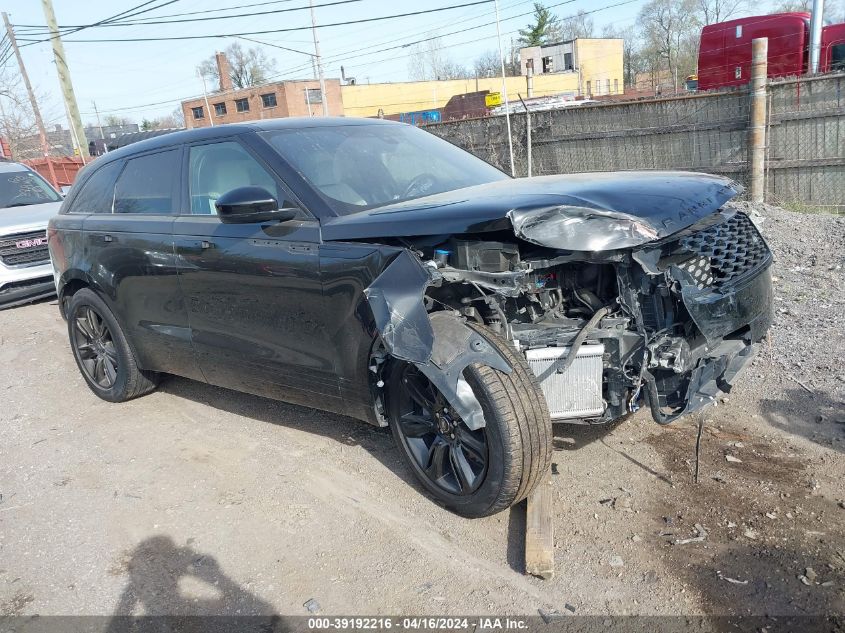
[0,204,843,621]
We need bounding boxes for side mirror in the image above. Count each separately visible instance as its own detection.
[215,186,298,224]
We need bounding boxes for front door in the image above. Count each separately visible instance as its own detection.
[173,138,340,408]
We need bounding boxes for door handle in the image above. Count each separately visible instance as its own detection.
[201,240,211,250]
[103,234,113,243]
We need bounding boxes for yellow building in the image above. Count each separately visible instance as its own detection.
[341,38,623,118]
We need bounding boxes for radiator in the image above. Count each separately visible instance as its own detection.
[524,344,605,420]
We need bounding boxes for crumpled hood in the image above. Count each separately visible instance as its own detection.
[321,171,741,251]
[0,201,62,236]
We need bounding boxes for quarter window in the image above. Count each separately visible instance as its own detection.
[214,102,227,116]
[67,161,123,214]
[188,141,287,215]
[191,106,204,119]
[261,93,277,108]
[113,150,179,215]
[235,98,250,112]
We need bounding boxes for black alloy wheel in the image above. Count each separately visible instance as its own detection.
[71,305,119,388]
[393,364,488,496]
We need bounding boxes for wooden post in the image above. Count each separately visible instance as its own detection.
[525,469,554,580]
[749,37,768,203]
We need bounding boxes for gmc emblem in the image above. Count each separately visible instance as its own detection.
[15,237,47,249]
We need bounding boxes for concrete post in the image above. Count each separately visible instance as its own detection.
[41,0,87,164]
[749,37,768,204]
[526,66,534,98]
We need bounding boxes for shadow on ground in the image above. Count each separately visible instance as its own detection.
[758,386,845,454]
[105,535,286,632]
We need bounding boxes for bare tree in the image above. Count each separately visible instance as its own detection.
[695,0,750,24]
[407,35,466,80]
[637,0,700,91]
[198,42,277,90]
[558,10,595,41]
[0,69,60,160]
[473,50,501,78]
[103,115,134,127]
[602,24,646,88]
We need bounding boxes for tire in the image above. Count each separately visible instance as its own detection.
[388,323,552,518]
[66,288,159,402]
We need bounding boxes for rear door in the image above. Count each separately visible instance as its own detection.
[173,137,340,408]
[83,147,201,380]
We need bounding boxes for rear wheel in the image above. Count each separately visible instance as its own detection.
[67,289,158,402]
[389,324,552,518]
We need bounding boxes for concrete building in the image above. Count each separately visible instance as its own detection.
[181,51,343,128]
[519,38,624,98]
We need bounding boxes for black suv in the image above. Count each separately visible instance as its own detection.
[49,118,773,517]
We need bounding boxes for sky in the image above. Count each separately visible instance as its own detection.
[1,0,795,127]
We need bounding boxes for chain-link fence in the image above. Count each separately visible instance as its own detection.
[426,72,845,213]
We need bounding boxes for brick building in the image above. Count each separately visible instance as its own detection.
[181,52,344,128]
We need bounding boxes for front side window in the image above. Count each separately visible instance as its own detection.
[832,43,845,71]
[214,102,227,116]
[261,93,277,108]
[192,106,204,120]
[235,98,250,113]
[113,149,179,215]
[67,161,123,214]
[188,141,285,215]
[0,170,61,209]
[260,124,508,215]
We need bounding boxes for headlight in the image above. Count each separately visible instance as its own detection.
[508,206,659,251]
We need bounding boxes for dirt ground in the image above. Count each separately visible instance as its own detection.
[0,206,843,621]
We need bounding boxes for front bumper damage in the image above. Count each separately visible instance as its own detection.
[364,206,773,430]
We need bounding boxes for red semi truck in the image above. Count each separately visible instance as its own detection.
[696,12,845,90]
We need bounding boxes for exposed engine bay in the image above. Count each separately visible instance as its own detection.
[365,206,773,428]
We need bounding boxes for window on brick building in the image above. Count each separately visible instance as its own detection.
[214,102,227,116]
[305,88,322,104]
[261,93,277,108]
[235,98,250,112]
[191,106,204,119]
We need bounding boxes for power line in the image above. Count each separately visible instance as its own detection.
[17,1,497,43]
[19,0,183,47]
[18,0,301,27]
[20,0,365,29]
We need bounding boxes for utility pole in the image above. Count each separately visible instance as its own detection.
[309,0,329,116]
[2,11,58,184]
[749,38,768,203]
[41,0,87,162]
[494,0,515,176]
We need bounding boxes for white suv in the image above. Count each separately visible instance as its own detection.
[0,160,63,308]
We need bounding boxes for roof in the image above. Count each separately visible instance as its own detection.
[0,161,31,173]
[96,116,400,165]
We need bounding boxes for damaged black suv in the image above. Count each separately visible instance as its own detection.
[49,118,772,517]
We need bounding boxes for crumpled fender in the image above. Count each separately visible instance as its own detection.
[364,250,512,430]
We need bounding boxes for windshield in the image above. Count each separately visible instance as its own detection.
[0,170,62,209]
[260,123,508,215]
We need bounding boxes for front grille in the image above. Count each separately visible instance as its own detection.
[677,212,769,289]
[525,344,605,420]
[0,230,49,266]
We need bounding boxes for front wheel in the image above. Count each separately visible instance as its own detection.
[388,325,552,518]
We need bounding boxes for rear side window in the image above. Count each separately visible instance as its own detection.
[114,149,179,215]
[67,161,123,214]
